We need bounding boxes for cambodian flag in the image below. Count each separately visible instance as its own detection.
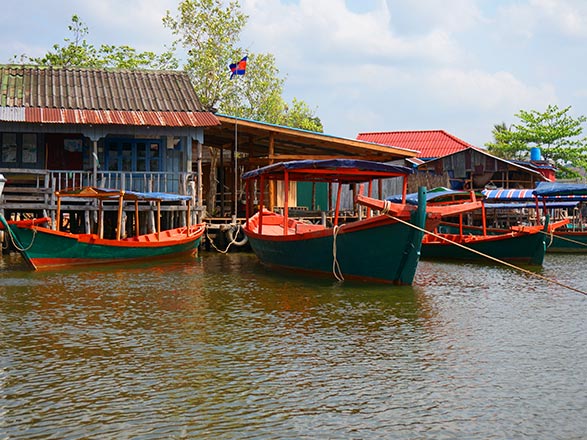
[229,56,247,79]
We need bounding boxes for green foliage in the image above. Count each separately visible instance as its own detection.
[18,15,178,70]
[164,0,322,132]
[486,105,587,178]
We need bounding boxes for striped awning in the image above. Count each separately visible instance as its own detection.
[482,188,535,202]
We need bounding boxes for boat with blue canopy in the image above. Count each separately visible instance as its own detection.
[375,187,566,265]
[241,159,427,285]
[0,187,205,269]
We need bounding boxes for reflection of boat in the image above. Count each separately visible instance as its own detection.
[0,187,205,270]
[241,159,427,285]
[384,187,564,265]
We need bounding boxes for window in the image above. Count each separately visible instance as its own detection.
[22,134,38,163]
[1,133,17,163]
[104,138,162,172]
[0,133,40,167]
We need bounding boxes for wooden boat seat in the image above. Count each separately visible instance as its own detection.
[260,215,285,226]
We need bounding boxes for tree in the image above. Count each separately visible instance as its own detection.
[163,0,322,131]
[16,15,178,70]
[163,0,323,215]
[486,105,587,178]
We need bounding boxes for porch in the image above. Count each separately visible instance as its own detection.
[0,168,201,233]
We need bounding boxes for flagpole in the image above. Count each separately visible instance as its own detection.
[229,56,247,222]
[234,116,238,222]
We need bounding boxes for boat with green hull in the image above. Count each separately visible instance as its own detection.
[383,187,563,265]
[0,187,205,270]
[483,182,587,253]
[242,159,427,285]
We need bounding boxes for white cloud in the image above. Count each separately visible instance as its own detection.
[425,69,558,112]
[497,0,587,40]
[241,0,462,67]
[0,0,583,149]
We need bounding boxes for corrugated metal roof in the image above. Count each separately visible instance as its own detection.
[0,65,220,127]
[0,107,219,127]
[356,130,473,159]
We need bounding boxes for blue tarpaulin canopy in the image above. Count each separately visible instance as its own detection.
[241,159,412,183]
[482,188,535,202]
[386,187,478,205]
[533,182,587,200]
[56,187,192,202]
[482,184,585,208]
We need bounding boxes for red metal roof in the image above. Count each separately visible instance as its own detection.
[357,130,474,159]
[18,108,219,127]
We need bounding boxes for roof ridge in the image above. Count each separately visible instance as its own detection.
[358,129,446,136]
[0,64,185,75]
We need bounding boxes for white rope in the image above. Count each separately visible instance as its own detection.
[385,212,587,296]
[332,225,344,281]
[205,223,243,254]
[540,229,587,248]
[6,225,37,252]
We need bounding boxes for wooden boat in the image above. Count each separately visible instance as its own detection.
[0,187,205,270]
[241,159,427,285]
[532,182,587,252]
[363,187,563,265]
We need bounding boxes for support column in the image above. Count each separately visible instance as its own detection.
[268,133,275,211]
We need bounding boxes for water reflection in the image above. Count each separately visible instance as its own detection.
[1,251,586,439]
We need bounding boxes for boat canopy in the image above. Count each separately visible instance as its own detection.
[241,159,412,183]
[386,187,479,205]
[56,187,192,202]
[533,182,587,199]
[482,188,535,202]
[482,185,583,208]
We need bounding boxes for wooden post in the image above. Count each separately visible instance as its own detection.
[196,140,203,224]
[259,175,265,235]
[284,171,289,235]
[98,200,104,239]
[56,193,62,232]
[134,200,140,237]
[157,200,161,240]
[268,133,275,211]
[116,193,124,240]
[334,183,342,226]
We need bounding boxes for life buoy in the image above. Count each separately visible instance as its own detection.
[226,224,248,246]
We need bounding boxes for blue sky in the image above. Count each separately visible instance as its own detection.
[1,0,586,147]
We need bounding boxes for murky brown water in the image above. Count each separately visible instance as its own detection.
[1,251,586,439]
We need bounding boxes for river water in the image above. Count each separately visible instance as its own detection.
[0,250,586,439]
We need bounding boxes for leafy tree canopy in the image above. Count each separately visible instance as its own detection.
[486,105,587,178]
[14,15,178,70]
[14,4,322,132]
[163,0,322,132]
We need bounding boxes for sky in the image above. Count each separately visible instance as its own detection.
[1,0,587,148]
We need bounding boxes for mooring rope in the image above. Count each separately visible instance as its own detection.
[205,223,242,254]
[0,217,38,252]
[8,227,37,252]
[384,213,587,296]
[540,229,587,248]
[331,225,344,281]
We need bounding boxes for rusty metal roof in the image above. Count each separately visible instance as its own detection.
[357,130,474,159]
[204,115,420,163]
[0,65,219,127]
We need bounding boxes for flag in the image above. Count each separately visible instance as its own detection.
[229,56,247,79]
